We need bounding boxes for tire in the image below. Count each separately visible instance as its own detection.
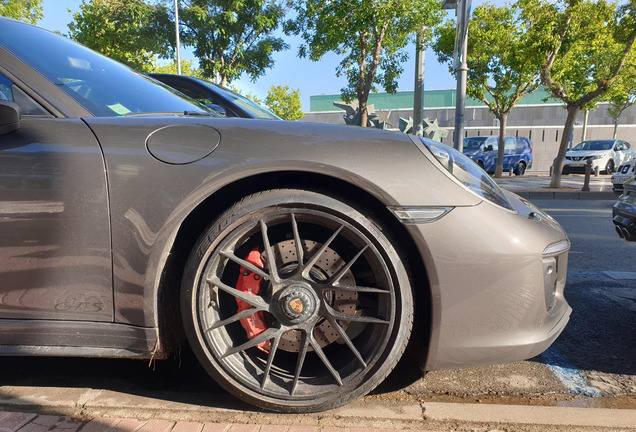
[477,160,485,169]
[181,189,414,413]
[514,162,526,176]
[605,160,615,174]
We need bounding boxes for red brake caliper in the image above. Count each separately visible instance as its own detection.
[235,247,270,352]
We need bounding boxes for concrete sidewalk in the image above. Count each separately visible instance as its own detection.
[495,172,617,199]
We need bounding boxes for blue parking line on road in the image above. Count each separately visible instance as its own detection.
[540,347,601,396]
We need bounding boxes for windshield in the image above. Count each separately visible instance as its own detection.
[572,140,613,151]
[0,20,212,117]
[463,137,487,150]
[193,78,280,120]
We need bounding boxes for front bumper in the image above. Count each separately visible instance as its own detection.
[406,193,571,370]
[562,160,603,173]
[612,175,634,194]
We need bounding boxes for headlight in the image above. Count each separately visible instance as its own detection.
[418,138,515,211]
[591,155,603,160]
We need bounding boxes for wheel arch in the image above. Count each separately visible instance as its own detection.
[154,170,433,361]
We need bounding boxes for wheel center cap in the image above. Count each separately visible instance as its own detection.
[278,285,317,324]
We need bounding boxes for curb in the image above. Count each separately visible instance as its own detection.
[513,190,618,200]
[1,386,636,431]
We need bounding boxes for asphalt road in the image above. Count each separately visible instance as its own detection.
[0,198,634,417]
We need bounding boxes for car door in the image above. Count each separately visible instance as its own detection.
[503,137,517,170]
[0,71,113,322]
[620,141,635,165]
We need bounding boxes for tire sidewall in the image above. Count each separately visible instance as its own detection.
[180,189,414,413]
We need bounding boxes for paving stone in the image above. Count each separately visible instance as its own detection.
[171,422,203,432]
[80,418,121,432]
[0,412,36,432]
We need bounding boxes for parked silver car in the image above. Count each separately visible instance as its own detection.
[0,19,571,413]
[612,159,636,194]
[562,139,636,174]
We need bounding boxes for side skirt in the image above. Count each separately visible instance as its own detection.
[0,320,161,359]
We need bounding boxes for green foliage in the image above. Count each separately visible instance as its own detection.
[265,85,304,120]
[433,3,542,177]
[179,0,288,87]
[607,54,636,124]
[519,0,635,110]
[149,58,205,78]
[67,0,172,72]
[0,0,43,24]
[285,0,443,126]
[517,0,636,186]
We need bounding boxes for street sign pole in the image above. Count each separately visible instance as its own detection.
[174,0,181,75]
[442,0,471,152]
[413,28,426,137]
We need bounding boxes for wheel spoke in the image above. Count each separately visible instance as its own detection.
[328,245,368,285]
[326,316,367,368]
[291,213,304,268]
[328,284,391,294]
[206,276,268,309]
[219,250,270,281]
[309,334,343,386]
[205,307,262,333]
[325,304,390,324]
[259,220,281,283]
[291,331,310,396]
[221,327,279,358]
[260,333,282,391]
[301,224,344,278]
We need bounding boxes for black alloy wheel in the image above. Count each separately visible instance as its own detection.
[181,189,414,413]
[514,162,526,176]
[605,159,615,174]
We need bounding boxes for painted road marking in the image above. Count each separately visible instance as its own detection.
[540,348,601,396]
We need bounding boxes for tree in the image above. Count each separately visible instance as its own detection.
[179,0,288,87]
[433,3,543,177]
[607,54,636,139]
[285,0,443,127]
[149,58,205,78]
[518,0,636,188]
[67,0,172,72]
[265,85,304,120]
[0,0,43,24]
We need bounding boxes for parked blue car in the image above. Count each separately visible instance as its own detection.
[463,136,533,175]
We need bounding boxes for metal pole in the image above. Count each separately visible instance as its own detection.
[413,28,426,137]
[174,0,181,75]
[453,0,469,152]
[582,110,589,141]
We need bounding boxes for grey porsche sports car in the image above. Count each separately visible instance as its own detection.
[0,18,571,413]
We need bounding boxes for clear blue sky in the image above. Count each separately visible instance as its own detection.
[38,1,488,110]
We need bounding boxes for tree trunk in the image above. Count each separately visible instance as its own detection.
[613,119,618,139]
[358,93,369,127]
[493,113,508,178]
[550,104,580,188]
[220,75,228,87]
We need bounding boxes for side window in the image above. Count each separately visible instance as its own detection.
[0,73,12,101]
[516,138,527,152]
[622,141,631,150]
[0,71,49,115]
[504,137,516,151]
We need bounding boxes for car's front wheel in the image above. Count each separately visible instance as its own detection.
[605,159,615,174]
[181,189,414,413]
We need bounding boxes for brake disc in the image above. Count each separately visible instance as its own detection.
[272,239,358,352]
